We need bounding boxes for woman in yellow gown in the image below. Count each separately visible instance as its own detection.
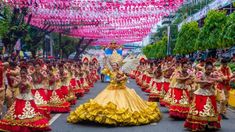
[67,51,161,126]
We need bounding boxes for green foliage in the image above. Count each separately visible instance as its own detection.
[0,6,12,38]
[150,26,167,43]
[195,10,227,51]
[52,33,78,58]
[175,0,214,24]
[229,62,235,72]
[223,12,235,47]
[143,36,167,59]
[174,21,199,54]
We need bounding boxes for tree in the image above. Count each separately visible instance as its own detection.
[195,10,227,51]
[174,21,199,54]
[142,35,167,59]
[73,38,95,60]
[223,12,235,47]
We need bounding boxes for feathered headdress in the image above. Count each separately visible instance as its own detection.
[109,50,123,66]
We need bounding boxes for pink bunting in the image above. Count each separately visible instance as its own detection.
[3,0,184,45]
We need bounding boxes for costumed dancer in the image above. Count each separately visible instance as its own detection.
[169,59,192,119]
[6,62,20,108]
[0,66,51,132]
[81,56,91,93]
[70,63,85,98]
[91,57,100,82]
[143,62,155,93]
[59,63,77,105]
[148,65,164,102]
[67,51,161,126]
[160,57,175,107]
[184,61,221,131]
[136,56,147,86]
[0,60,8,117]
[47,65,70,113]
[31,61,50,113]
[216,58,231,119]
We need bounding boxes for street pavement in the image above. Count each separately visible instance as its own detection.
[51,79,235,132]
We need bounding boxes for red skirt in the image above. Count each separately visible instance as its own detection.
[80,78,90,93]
[0,99,51,132]
[184,95,221,131]
[160,82,171,107]
[148,82,164,102]
[139,74,147,87]
[47,89,70,113]
[61,85,69,96]
[31,89,50,111]
[70,78,77,89]
[142,76,152,92]
[169,88,190,119]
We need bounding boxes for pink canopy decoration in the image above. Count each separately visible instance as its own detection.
[3,0,184,45]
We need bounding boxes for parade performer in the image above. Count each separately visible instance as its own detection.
[184,61,221,131]
[81,56,91,93]
[70,63,85,97]
[216,58,232,119]
[31,62,50,111]
[67,50,161,126]
[148,66,164,102]
[91,57,100,82]
[0,60,8,117]
[0,66,51,132]
[59,63,77,105]
[47,65,70,113]
[136,56,147,86]
[6,62,20,108]
[160,58,175,107]
[143,62,155,93]
[169,59,192,119]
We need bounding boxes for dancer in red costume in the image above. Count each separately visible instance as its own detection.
[160,58,175,107]
[0,66,51,132]
[91,57,100,82]
[148,65,164,102]
[70,63,85,97]
[216,58,232,119]
[47,65,70,113]
[169,59,193,119]
[136,56,147,86]
[81,56,91,93]
[184,61,221,131]
[31,62,50,112]
[59,63,77,105]
[143,62,155,93]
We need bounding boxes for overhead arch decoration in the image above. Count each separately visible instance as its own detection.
[3,0,184,45]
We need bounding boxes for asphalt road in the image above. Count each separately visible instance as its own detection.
[51,79,235,132]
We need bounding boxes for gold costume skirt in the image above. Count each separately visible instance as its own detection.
[67,84,161,126]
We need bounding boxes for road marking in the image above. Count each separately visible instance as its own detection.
[228,108,235,113]
[49,114,62,125]
[150,123,157,126]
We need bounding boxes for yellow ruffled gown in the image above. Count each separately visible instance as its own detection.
[67,68,161,126]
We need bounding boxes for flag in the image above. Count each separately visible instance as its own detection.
[14,39,21,51]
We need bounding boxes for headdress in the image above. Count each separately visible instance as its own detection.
[109,50,123,66]
[180,57,188,64]
[92,57,98,63]
[138,54,147,63]
[206,57,216,64]
[82,55,90,63]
